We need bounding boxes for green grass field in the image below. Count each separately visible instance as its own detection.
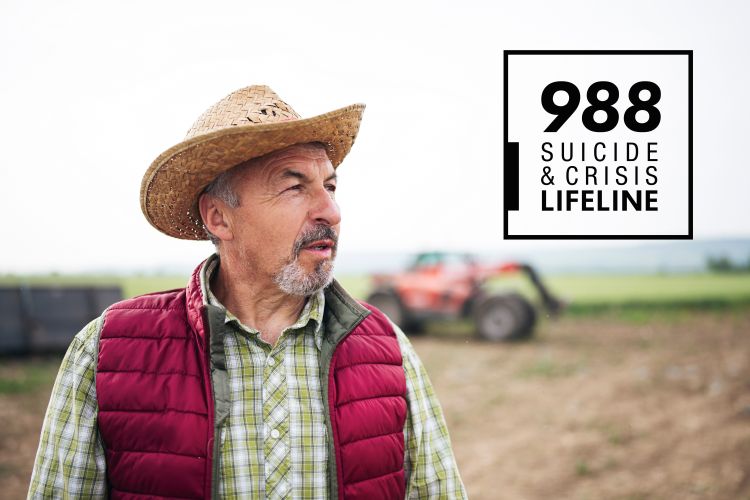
[487,272,750,311]
[2,272,750,312]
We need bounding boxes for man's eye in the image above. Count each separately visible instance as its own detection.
[326,184,337,193]
[286,185,303,192]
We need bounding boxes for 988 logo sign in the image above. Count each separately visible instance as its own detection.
[503,51,692,239]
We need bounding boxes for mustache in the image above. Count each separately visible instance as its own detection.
[293,225,338,257]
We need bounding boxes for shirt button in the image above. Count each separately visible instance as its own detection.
[267,357,275,366]
[270,428,280,439]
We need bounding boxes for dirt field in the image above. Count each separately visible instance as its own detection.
[2,309,749,499]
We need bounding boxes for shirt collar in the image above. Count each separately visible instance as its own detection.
[199,253,326,349]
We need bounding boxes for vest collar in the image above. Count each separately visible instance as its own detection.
[321,277,371,347]
[185,257,211,348]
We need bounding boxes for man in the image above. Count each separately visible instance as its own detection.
[28,85,467,499]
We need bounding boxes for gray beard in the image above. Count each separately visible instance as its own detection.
[273,255,335,297]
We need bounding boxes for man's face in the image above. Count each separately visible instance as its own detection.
[217,143,341,296]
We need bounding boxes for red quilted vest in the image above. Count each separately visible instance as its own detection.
[96,260,407,499]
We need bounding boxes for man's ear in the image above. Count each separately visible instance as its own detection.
[198,194,234,242]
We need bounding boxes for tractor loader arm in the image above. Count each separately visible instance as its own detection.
[518,263,566,316]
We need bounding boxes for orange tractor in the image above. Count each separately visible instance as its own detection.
[366,252,565,341]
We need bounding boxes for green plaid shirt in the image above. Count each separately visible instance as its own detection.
[28,256,467,499]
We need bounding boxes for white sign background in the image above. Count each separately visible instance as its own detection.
[506,52,691,238]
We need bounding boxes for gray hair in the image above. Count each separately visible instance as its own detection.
[200,165,244,246]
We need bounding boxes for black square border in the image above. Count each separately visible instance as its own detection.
[503,49,693,240]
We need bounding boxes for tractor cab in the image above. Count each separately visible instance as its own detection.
[408,252,477,272]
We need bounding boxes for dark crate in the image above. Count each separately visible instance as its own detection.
[0,286,122,355]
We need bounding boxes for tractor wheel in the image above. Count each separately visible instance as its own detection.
[473,293,536,341]
[365,289,425,335]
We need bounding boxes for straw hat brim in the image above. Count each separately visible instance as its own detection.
[140,103,365,240]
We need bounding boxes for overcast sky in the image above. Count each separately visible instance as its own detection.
[1,0,748,273]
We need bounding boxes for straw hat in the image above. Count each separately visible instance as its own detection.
[140,85,365,240]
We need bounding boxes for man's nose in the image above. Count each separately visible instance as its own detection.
[310,185,341,227]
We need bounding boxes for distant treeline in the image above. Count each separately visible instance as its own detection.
[706,254,750,273]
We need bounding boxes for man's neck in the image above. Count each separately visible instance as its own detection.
[211,254,306,346]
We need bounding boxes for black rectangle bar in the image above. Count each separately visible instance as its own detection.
[504,142,519,211]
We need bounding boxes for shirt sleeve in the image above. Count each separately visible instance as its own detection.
[391,320,468,499]
[27,316,108,499]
